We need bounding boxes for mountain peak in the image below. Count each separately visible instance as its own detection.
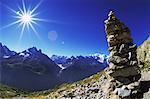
[27,47,42,54]
[28,47,38,51]
[0,42,16,58]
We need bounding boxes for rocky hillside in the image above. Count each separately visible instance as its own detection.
[31,71,150,99]
[137,39,150,71]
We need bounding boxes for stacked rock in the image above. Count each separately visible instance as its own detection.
[105,11,141,98]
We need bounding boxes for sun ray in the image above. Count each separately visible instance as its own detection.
[1,3,22,16]
[19,23,26,41]
[33,18,64,24]
[31,18,48,22]
[27,6,31,14]
[22,0,27,14]
[29,22,41,39]
[31,20,38,25]
[0,20,22,30]
[30,0,43,14]
[18,6,24,15]
[31,12,41,17]
[26,23,30,30]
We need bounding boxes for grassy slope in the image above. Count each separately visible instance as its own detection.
[0,84,28,98]
[28,71,105,98]
[0,71,105,98]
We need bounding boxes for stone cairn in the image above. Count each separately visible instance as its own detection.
[104,11,141,98]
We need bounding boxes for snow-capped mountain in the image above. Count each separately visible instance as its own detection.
[0,42,108,91]
[51,55,68,65]
[51,53,108,69]
[0,45,61,91]
[18,47,42,58]
[90,53,109,64]
[51,55,108,83]
[59,55,108,83]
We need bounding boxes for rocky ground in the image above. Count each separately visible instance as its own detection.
[30,70,149,99]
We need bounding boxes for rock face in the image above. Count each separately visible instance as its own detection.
[104,11,141,98]
[137,38,150,70]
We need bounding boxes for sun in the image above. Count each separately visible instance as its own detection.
[1,0,46,41]
[21,13,32,23]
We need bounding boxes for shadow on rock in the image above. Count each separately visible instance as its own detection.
[131,81,150,98]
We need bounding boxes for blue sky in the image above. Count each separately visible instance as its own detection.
[0,0,150,56]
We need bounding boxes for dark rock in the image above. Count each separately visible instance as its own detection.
[116,77,131,85]
[109,66,140,77]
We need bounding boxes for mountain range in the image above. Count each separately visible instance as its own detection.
[0,42,108,91]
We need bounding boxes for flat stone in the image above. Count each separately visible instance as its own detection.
[130,61,138,66]
[109,62,126,70]
[116,77,131,84]
[114,87,131,98]
[120,53,129,58]
[123,38,133,43]
[108,56,128,65]
[108,38,119,46]
[110,51,119,56]
[109,66,140,77]
[129,44,137,51]
[108,46,118,51]
[119,44,129,54]
[109,62,116,70]
[107,35,115,41]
